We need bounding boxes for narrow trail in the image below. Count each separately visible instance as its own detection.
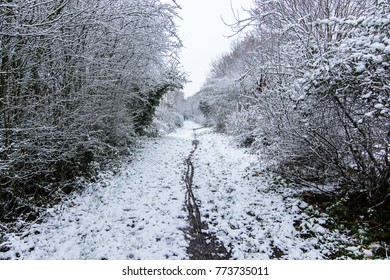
[0,121,362,260]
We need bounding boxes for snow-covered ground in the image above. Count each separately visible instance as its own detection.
[0,121,363,260]
[191,127,360,259]
[0,122,198,260]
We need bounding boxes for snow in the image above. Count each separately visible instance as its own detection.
[0,121,363,260]
[365,110,376,118]
[355,62,366,73]
[370,42,386,52]
[374,103,384,109]
[1,122,200,260]
[190,127,362,260]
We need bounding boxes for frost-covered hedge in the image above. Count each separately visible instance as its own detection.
[0,0,183,220]
[191,0,389,207]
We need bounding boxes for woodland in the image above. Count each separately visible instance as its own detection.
[1,0,389,257]
[1,0,184,220]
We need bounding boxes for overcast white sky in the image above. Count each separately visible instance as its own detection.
[170,0,253,97]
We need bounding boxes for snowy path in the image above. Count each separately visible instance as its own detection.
[1,122,200,260]
[1,121,360,260]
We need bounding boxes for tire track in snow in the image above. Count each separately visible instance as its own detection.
[184,131,231,260]
[184,140,202,236]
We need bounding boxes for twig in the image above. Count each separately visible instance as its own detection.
[370,192,390,209]
[290,176,336,195]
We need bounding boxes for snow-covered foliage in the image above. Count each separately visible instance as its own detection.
[300,1,390,197]
[147,90,186,135]
[0,0,184,220]
[182,93,205,125]
[190,0,389,208]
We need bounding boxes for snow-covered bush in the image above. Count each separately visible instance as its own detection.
[196,38,259,132]
[147,90,186,135]
[194,0,389,206]
[299,1,390,199]
[0,0,183,220]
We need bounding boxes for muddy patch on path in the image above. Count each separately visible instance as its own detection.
[184,138,231,260]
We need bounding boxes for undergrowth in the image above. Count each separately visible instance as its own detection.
[300,190,390,259]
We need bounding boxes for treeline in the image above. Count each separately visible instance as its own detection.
[0,0,183,220]
[191,0,389,243]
